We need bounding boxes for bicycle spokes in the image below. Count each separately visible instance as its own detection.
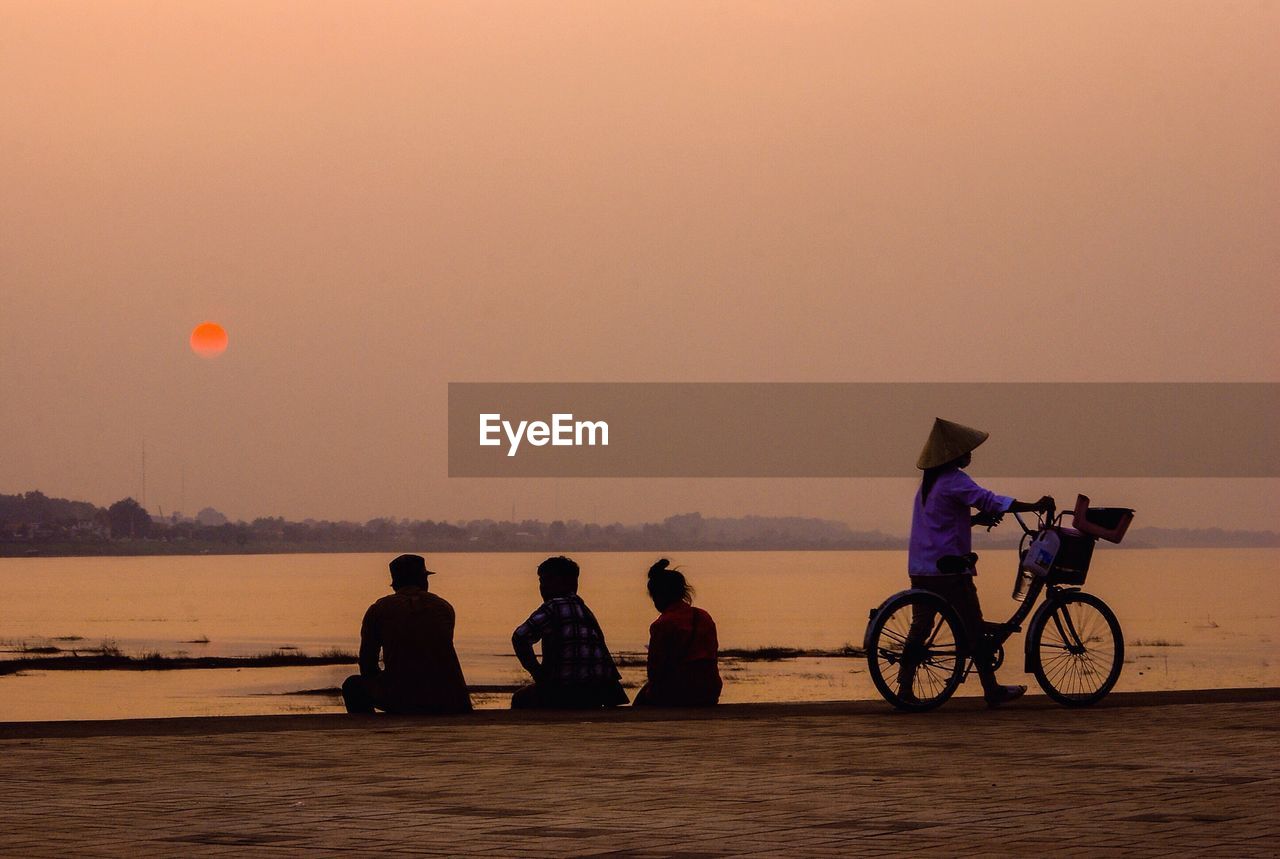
[872,598,962,705]
[1037,599,1119,701]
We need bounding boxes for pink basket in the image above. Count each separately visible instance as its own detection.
[1071,494,1134,544]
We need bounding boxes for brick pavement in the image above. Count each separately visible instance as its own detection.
[0,690,1275,857]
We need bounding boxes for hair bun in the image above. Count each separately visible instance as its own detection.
[648,558,670,578]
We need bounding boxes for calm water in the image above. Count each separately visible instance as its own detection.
[1,549,1276,720]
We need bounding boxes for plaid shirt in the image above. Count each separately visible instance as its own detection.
[512,595,620,684]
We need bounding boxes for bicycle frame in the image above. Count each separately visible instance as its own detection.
[963,510,1083,678]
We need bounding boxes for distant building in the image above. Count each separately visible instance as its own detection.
[72,519,108,539]
[1,523,30,542]
[196,507,228,527]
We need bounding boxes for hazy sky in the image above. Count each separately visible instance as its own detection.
[2,2,1276,530]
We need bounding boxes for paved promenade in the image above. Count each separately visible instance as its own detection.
[0,689,1276,857]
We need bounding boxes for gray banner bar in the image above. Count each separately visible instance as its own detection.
[447,383,1278,477]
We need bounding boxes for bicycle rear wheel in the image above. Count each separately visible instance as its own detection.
[866,590,967,712]
[1030,591,1123,707]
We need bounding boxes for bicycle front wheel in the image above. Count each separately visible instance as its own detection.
[1030,591,1123,707]
[866,590,967,712]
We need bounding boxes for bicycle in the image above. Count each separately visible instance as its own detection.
[864,494,1134,711]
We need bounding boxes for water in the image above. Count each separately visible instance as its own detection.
[0,549,1276,720]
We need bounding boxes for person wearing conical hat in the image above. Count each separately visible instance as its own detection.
[901,418,1055,707]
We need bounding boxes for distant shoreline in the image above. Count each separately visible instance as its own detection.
[0,650,357,676]
[6,491,1277,557]
[2,537,1276,559]
[0,645,867,677]
[0,542,909,559]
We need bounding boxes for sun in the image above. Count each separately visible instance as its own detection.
[190,321,229,358]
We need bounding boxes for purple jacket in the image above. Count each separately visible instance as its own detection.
[908,467,1013,575]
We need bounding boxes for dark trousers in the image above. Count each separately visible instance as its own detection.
[510,680,627,710]
[342,675,379,714]
[342,674,471,715]
[906,574,1002,694]
[633,661,722,707]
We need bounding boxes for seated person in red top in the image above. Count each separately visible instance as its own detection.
[633,559,722,707]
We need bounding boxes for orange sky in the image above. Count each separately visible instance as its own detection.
[1,2,1276,529]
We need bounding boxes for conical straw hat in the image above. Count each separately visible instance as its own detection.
[916,417,990,469]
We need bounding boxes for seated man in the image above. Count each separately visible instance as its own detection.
[511,555,628,709]
[342,554,472,715]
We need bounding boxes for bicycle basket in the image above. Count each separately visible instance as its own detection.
[1071,494,1134,544]
[1047,527,1095,585]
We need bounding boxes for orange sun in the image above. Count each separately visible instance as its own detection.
[190,321,229,358]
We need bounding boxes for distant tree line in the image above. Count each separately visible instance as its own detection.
[1,491,897,554]
[2,489,1276,556]
[237,510,900,552]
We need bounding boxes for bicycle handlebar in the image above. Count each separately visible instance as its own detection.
[994,500,1058,536]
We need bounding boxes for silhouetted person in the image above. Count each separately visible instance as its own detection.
[633,559,722,707]
[511,555,627,709]
[903,418,1055,707]
[342,554,472,715]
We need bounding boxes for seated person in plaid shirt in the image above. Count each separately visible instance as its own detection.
[510,555,629,709]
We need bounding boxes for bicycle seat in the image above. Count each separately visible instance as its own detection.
[936,552,978,575]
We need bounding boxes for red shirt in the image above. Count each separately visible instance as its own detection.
[647,603,719,677]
